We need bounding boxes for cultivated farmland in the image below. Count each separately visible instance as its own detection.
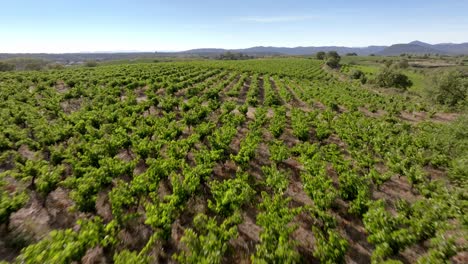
[0,58,466,263]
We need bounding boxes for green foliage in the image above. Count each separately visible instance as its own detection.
[349,69,367,84]
[326,51,341,69]
[397,59,409,69]
[0,61,15,72]
[0,182,28,223]
[208,172,255,215]
[263,75,281,106]
[302,170,337,210]
[252,193,302,264]
[262,164,289,193]
[0,58,464,263]
[416,231,460,264]
[247,74,260,106]
[231,129,261,167]
[109,180,138,223]
[425,70,468,107]
[374,66,412,89]
[291,109,310,141]
[268,139,289,164]
[312,227,348,264]
[174,213,241,264]
[363,198,455,263]
[316,51,326,60]
[269,106,287,138]
[84,60,98,67]
[17,218,104,263]
[208,122,237,155]
[114,250,151,264]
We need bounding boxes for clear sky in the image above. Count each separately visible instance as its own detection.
[1,0,467,53]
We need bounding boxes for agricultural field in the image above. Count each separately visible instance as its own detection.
[0,58,467,263]
[340,55,468,94]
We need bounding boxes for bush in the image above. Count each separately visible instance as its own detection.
[24,62,43,71]
[84,60,98,67]
[350,69,367,84]
[326,57,341,68]
[47,63,65,70]
[398,59,409,69]
[425,70,467,107]
[325,51,341,68]
[350,69,364,79]
[316,51,326,60]
[0,61,15,72]
[374,66,412,89]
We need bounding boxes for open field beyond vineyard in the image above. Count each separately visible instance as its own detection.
[0,58,466,263]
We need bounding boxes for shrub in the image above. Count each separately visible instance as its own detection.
[84,60,98,67]
[0,61,15,72]
[425,70,467,107]
[24,62,43,71]
[325,51,341,69]
[316,51,326,60]
[326,57,341,68]
[349,69,367,84]
[374,66,412,89]
[398,59,409,69]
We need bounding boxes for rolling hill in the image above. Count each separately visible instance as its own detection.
[377,41,468,56]
[184,41,468,56]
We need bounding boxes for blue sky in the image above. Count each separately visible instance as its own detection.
[1,0,467,53]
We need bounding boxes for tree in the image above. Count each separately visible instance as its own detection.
[425,70,468,107]
[327,51,340,59]
[326,51,341,68]
[374,66,412,89]
[346,52,358,56]
[218,52,252,60]
[316,51,326,60]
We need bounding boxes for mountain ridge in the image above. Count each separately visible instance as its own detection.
[183,41,468,56]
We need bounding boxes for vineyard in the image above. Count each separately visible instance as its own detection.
[0,58,466,263]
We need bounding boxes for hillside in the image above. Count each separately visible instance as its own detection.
[377,44,446,56]
[184,46,388,56]
[184,41,468,56]
[378,41,468,55]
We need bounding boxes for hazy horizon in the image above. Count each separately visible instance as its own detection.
[2,0,468,53]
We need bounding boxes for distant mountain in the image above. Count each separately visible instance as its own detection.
[433,43,468,54]
[182,48,228,54]
[377,43,446,56]
[182,48,282,56]
[183,41,468,56]
[184,45,387,56]
[1,41,467,63]
[408,40,434,48]
[377,41,468,55]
